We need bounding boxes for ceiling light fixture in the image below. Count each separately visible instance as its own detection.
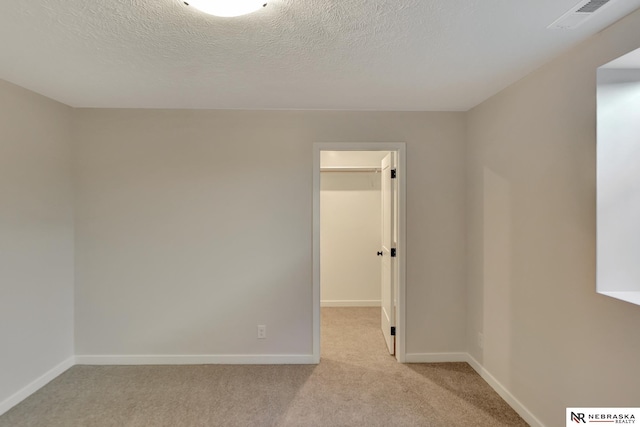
[182,0,267,17]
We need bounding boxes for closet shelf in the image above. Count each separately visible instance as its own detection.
[320,167,381,172]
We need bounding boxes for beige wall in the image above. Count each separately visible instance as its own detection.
[72,110,467,357]
[0,80,74,405]
[467,8,640,427]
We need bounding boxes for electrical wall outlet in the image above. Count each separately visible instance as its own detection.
[257,325,266,339]
[478,332,484,350]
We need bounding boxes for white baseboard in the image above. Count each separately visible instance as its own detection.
[0,356,75,417]
[321,300,381,307]
[465,354,545,427]
[75,354,317,365]
[404,352,469,363]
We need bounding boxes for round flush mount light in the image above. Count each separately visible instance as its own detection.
[183,0,267,17]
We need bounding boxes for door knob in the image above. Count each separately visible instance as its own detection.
[377,251,383,256]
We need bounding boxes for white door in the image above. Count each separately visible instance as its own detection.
[380,152,395,354]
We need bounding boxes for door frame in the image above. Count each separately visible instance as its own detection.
[312,142,406,363]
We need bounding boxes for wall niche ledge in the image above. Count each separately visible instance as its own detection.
[597,47,640,307]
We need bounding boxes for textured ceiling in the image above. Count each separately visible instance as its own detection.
[1,0,640,110]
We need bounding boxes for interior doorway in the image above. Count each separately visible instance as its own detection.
[320,151,386,309]
[312,143,406,363]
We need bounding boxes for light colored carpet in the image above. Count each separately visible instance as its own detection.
[0,307,528,426]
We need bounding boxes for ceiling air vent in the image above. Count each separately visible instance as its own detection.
[548,0,615,30]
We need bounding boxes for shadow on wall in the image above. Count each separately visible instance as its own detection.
[482,167,513,390]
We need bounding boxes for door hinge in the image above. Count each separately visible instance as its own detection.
[391,248,397,257]
[391,169,397,179]
[391,327,396,336]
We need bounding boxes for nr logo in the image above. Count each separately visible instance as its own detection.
[571,412,586,423]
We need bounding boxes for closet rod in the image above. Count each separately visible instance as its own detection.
[320,167,381,172]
